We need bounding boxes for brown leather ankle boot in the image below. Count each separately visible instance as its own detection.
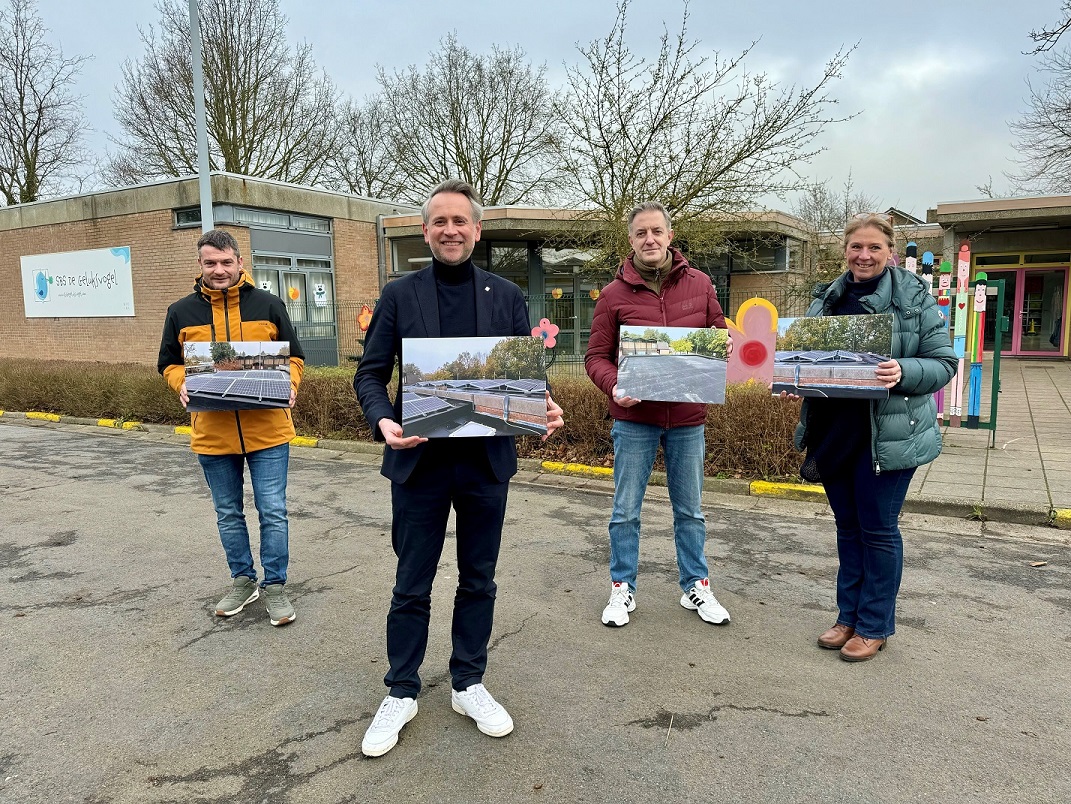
[817,623,854,649]
[839,635,886,662]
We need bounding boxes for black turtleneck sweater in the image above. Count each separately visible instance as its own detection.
[433,257,477,337]
[423,257,483,464]
[806,269,886,479]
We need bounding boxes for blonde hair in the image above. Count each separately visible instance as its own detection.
[843,214,894,249]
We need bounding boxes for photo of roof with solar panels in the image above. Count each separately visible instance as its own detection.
[772,314,893,399]
[400,336,547,438]
[616,325,729,404]
[183,341,292,412]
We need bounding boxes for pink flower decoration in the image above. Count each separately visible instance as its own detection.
[532,317,560,349]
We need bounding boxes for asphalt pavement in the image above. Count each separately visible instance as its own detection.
[1,419,1070,804]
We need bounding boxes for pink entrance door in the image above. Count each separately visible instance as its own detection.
[983,268,1067,355]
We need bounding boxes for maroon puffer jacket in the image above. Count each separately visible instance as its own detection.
[585,247,727,428]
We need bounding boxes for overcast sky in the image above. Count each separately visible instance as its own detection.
[34,0,1062,219]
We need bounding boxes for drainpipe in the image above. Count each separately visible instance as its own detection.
[376,214,387,291]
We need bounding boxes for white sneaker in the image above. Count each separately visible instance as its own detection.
[361,695,418,757]
[601,581,635,627]
[680,578,730,624]
[451,683,514,737]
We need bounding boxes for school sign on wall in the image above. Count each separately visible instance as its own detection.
[21,247,136,318]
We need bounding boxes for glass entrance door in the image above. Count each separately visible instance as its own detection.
[1020,269,1065,354]
[983,268,1067,355]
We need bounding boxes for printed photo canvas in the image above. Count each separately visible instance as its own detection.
[616,325,729,404]
[772,315,893,399]
[183,341,292,412]
[401,336,547,438]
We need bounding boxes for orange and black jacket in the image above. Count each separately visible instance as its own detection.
[157,271,305,455]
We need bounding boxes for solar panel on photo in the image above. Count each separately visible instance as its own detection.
[228,379,264,397]
[414,397,452,414]
[403,396,452,418]
[248,379,288,401]
[187,375,234,394]
[504,379,546,392]
[186,371,290,404]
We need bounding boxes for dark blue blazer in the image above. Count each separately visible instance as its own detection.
[353,264,532,484]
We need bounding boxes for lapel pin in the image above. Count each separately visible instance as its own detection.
[485,286,490,291]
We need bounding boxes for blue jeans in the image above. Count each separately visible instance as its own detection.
[197,443,290,586]
[821,449,915,639]
[609,420,709,593]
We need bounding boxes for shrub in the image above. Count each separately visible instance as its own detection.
[0,359,186,422]
[0,359,804,479]
[705,381,803,478]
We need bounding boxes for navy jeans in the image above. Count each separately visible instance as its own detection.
[197,443,290,586]
[821,449,915,640]
[385,452,509,699]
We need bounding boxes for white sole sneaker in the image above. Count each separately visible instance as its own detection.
[679,592,730,625]
[451,686,514,737]
[601,589,636,627]
[451,700,514,737]
[214,586,260,616]
[362,698,418,757]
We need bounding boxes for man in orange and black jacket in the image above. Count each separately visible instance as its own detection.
[158,229,304,626]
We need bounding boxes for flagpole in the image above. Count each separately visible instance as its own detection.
[189,0,214,232]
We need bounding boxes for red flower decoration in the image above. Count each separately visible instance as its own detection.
[532,317,560,348]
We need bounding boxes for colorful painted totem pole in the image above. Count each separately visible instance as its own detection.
[935,259,952,423]
[947,243,971,426]
[966,272,988,428]
[905,241,918,275]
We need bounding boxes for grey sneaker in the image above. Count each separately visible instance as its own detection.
[214,577,259,616]
[263,584,296,626]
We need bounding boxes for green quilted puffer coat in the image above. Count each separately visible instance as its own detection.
[794,267,959,474]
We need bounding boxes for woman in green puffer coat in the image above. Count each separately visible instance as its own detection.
[793,214,957,663]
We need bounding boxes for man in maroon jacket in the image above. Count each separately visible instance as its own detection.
[585,202,733,628]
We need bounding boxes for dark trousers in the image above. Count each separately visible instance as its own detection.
[385,451,509,698]
[822,449,915,640]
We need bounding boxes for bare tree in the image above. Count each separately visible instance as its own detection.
[373,33,562,206]
[324,94,401,199]
[792,174,880,235]
[1008,48,1071,193]
[0,0,90,205]
[1027,1,1071,54]
[975,175,1013,199]
[106,0,338,186]
[790,174,881,286]
[553,0,852,274]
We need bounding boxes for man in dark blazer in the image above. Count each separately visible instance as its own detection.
[354,179,563,757]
